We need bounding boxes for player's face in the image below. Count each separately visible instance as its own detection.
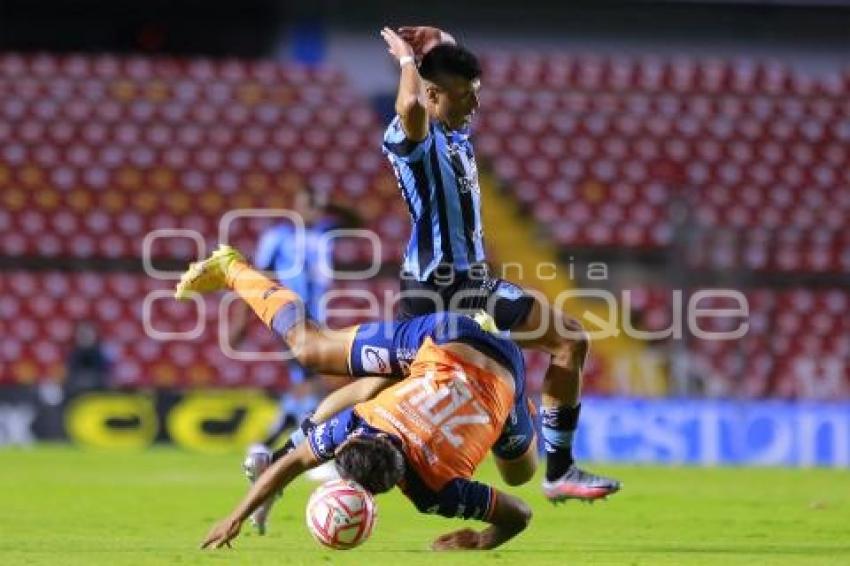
[428,76,481,130]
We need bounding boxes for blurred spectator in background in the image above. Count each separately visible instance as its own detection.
[64,321,114,398]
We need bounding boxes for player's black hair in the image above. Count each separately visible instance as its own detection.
[334,435,405,494]
[419,44,481,83]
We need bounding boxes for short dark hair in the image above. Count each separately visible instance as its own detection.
[419,44,481,83]
[334,435,405,494]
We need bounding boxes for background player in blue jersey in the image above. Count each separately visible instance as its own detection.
[380,25,620,501]
[230,190,340,450]
[228,191,359,531]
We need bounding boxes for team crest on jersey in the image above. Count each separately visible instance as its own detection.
[361,346,391,374]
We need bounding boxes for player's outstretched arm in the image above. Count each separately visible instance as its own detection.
[431,489,532,551]
[200,444,318,549]
[380,26,428,141]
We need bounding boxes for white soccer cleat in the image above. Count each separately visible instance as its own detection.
[242,444,272,482]
[542,465,622,503]
[242,444,276,535]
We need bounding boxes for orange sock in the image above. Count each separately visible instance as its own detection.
[226,260,302,330]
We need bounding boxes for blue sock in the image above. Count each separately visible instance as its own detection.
[270,301,305,340]
[541,404,580,481]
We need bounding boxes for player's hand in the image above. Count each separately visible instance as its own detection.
[431,528,482,551]
[200,516,242,549]
[398,26,450,57]
[380,27,415,62]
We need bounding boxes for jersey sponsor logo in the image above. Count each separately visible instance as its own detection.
[448,145,479,195]
[311,422,330,458]
[361,346,391,374]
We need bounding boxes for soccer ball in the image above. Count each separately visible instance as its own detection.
[305,479,377,549]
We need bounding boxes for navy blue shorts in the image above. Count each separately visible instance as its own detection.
[398,271,534,332]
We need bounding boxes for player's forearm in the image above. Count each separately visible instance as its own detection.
[230,447,313,522]
[479,490,532,549]
[476,522,527,550]
[394,62,424,117]
[311,377,394,423]
[432,487,532,551]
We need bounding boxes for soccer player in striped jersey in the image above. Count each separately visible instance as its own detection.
[380,26,620,502]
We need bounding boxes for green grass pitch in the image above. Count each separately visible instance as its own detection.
[1,446,848,565]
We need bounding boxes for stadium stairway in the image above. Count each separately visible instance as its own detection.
[479,169,667,396]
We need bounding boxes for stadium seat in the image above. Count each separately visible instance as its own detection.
[477,53,849,273]
[0,53,404,264]
[626,286,850,399]
[0,271,401,388]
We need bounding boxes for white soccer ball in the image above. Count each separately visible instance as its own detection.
[305,478,377,550]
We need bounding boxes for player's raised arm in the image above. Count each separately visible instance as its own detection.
[380,27,428,141]
[200,443,318,549]
[431,488,532,551]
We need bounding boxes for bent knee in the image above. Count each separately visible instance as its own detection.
[502,466,535,487]
[550,318,590,366]
[495,447,538,487]
[291,341,320,370]
[561,317,590,346]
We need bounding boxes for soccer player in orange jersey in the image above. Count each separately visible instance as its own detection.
[180,246,537,548]
[185,249,535,550]
[201,324,533,550]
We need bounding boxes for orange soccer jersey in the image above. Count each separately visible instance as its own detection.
[354,337,515,491]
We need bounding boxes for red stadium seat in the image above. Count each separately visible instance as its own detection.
[0,53,403,264]
[475,52,848,272]
[0,271,402,388]
[622,286,850,399]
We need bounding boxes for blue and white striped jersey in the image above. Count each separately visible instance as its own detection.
[383,116,486,281]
